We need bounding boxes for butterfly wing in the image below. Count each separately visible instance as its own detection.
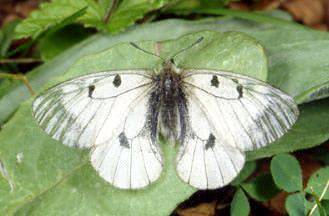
[32,70,163,189]
[176,70,298,189]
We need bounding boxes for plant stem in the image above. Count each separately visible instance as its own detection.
[0,73,35,95]
[0,58,42,64]
[308,180,329,216]
[103,0,119,24]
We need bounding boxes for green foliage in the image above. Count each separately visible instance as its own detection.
[14,0,168,39]
[0,31,266,215]
[15,2,91,39]
[38,25,94,61]
[272,156,329,215]
[242,173,280,201]
[306,167,329,200]
[0,20,19,58]
[230,188,250,216]
[270,154,303,192]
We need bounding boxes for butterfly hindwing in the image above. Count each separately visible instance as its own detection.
[32,70,163,189]
[176,96,245,189]
[91,92,163,189]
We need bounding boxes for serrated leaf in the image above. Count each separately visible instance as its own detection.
[230,188,250,216]
[15,0,170,39]
[15,0,99,39]
[105,0,167,33]
[0,31,267,215]
[270,154,303,192]
[242,173,280,202]
[231,161,257,186]
[306,167,329,200]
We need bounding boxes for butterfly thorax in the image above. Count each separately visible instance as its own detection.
[149,60,187,145]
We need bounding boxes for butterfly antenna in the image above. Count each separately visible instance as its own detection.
[171,37,204,59]
[130,42,165,61]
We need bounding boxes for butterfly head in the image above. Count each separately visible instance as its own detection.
[162,58,177,72]
[130,37,203,71]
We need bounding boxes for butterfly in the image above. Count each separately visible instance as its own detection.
[32,37,299,190]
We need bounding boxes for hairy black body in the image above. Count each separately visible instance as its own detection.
[148,60,188,145]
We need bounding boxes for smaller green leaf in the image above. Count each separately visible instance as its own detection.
[285,192,307,216]
[306,167,329,200]
[0,20,19,57]
[230,188,250,216]
[270,153,303,192]
[242,173,280,202]
[15,0,101,39]
[231,161,257,186]
[106,0,167,33]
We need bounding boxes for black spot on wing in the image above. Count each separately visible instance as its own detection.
[211,75,219,88]
[237,84,243,99]
[231,79,243,99]
[88,85,95,98]
[205,133,216,150]
[119,132,129,148]
[113,74,121,87]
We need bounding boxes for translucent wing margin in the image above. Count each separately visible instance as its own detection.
[32,70,163,189]
[183,70,299,151]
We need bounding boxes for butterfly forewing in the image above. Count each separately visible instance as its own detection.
[32,70,163,189]
[183,70,299,151]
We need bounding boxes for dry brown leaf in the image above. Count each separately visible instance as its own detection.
[253,0,282,11]
[282,0,326,25]
[229,2,250,11]
[177,202,216,216]
[266,191,288,214]
[0,0,38,26]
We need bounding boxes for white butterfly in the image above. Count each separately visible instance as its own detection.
[32,37,299,190]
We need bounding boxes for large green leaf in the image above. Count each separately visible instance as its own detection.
[0,31,267,215]
[2,17,329,124]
